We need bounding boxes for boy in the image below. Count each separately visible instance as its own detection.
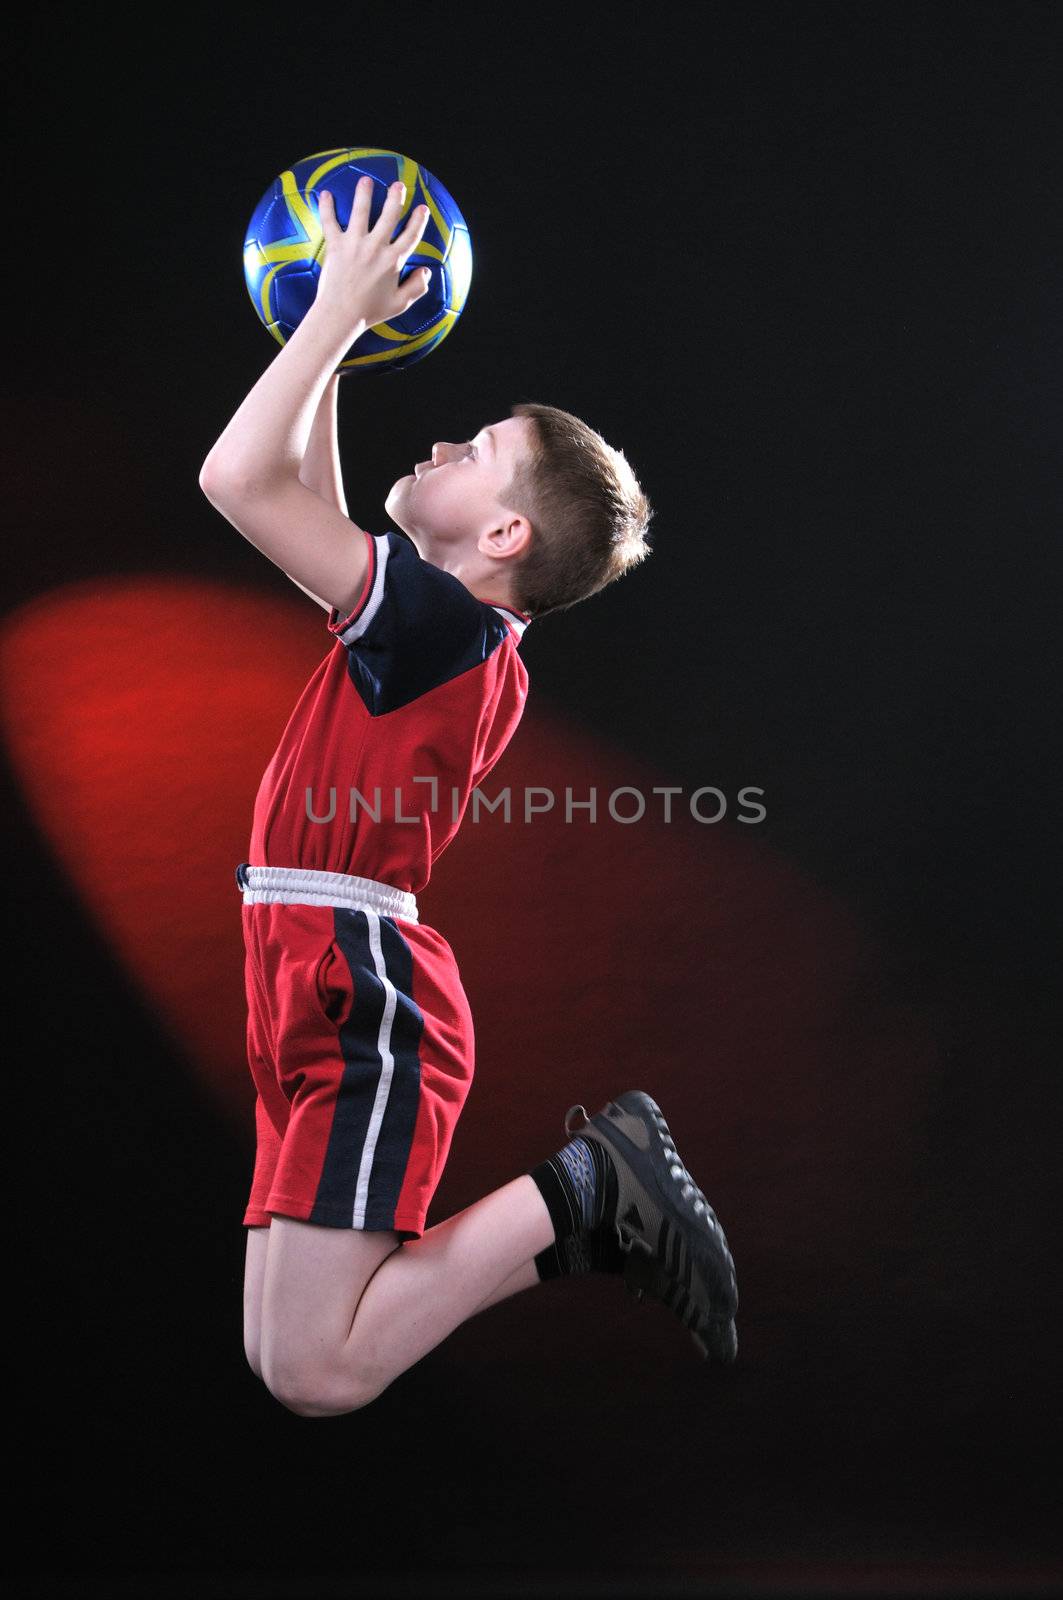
[199,175,738,1418]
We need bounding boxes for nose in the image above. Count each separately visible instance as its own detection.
[431,441,467,467]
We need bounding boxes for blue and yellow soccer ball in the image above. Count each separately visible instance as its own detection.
[242,147,473,374]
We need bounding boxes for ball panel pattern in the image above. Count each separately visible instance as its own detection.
[242,146,472,374]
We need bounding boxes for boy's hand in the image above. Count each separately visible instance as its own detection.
[315,177,432,333]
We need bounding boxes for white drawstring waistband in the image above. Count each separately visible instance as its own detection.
[235,863,419,923]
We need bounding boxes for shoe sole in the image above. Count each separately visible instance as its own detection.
[566,1091,739,1364]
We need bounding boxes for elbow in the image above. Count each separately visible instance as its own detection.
[199,458,245,501]
[199,457,224,495]
[200,459,289,502]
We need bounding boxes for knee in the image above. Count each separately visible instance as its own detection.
[244,1339,264,1384]
[261,1358,382,1418]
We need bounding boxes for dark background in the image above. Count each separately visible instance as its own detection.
[5,3,1061,1597]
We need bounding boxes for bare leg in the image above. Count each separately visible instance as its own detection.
[349,1175,555,1394]
[260,1218,403,1414]
[468,1253,542,1314]
[243,1225,270,1380]
[264,1174,556,1415]
[248,1218,542,1396]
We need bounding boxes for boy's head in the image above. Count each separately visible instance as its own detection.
[385,402,654,620]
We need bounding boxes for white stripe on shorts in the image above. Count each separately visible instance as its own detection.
[352,908,402,1227]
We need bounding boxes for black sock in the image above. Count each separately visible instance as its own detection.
[529,1135,624,1279]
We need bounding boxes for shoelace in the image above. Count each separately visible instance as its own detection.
[569,1101,738,1318]
[661,1130,715,1224]
[567,1102,726,1244]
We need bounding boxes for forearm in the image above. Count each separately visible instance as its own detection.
[200,304,365,490]
[298,374,348,514]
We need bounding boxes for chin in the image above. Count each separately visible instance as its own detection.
[384,483,407,520]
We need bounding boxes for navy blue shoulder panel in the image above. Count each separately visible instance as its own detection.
[334,531,510,716]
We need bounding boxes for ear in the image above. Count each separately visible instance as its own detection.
[500,513,534,557]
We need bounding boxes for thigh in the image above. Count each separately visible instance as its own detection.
[260,1215,401,1388]
[243,1225,271,1378]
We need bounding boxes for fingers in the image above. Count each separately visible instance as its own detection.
[395,194,429,258]
[403,202,430,239]
[379,180,430,236]
[378,181,416,249]
[352,173,374,221]
[403,269,432,311]
[317,176,371,233]
[319,177,427,243]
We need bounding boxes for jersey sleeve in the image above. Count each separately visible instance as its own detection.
[327,530,505,715]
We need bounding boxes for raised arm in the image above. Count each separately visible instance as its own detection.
[198,302,372,618]
[199,179,429,618]
[282,375,349,610]
[301,374,348,517]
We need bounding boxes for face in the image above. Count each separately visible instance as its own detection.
[384,415,534,584]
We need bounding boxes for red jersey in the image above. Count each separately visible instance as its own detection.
[247,528,532,894]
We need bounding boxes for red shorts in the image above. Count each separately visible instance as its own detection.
[240,894,476,1238]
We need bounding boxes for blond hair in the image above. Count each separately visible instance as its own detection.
[498,402,654,620]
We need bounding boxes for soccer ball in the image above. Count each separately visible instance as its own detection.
[242,147,473,374]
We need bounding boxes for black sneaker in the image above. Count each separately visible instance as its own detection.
[564,1091,739,1363]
